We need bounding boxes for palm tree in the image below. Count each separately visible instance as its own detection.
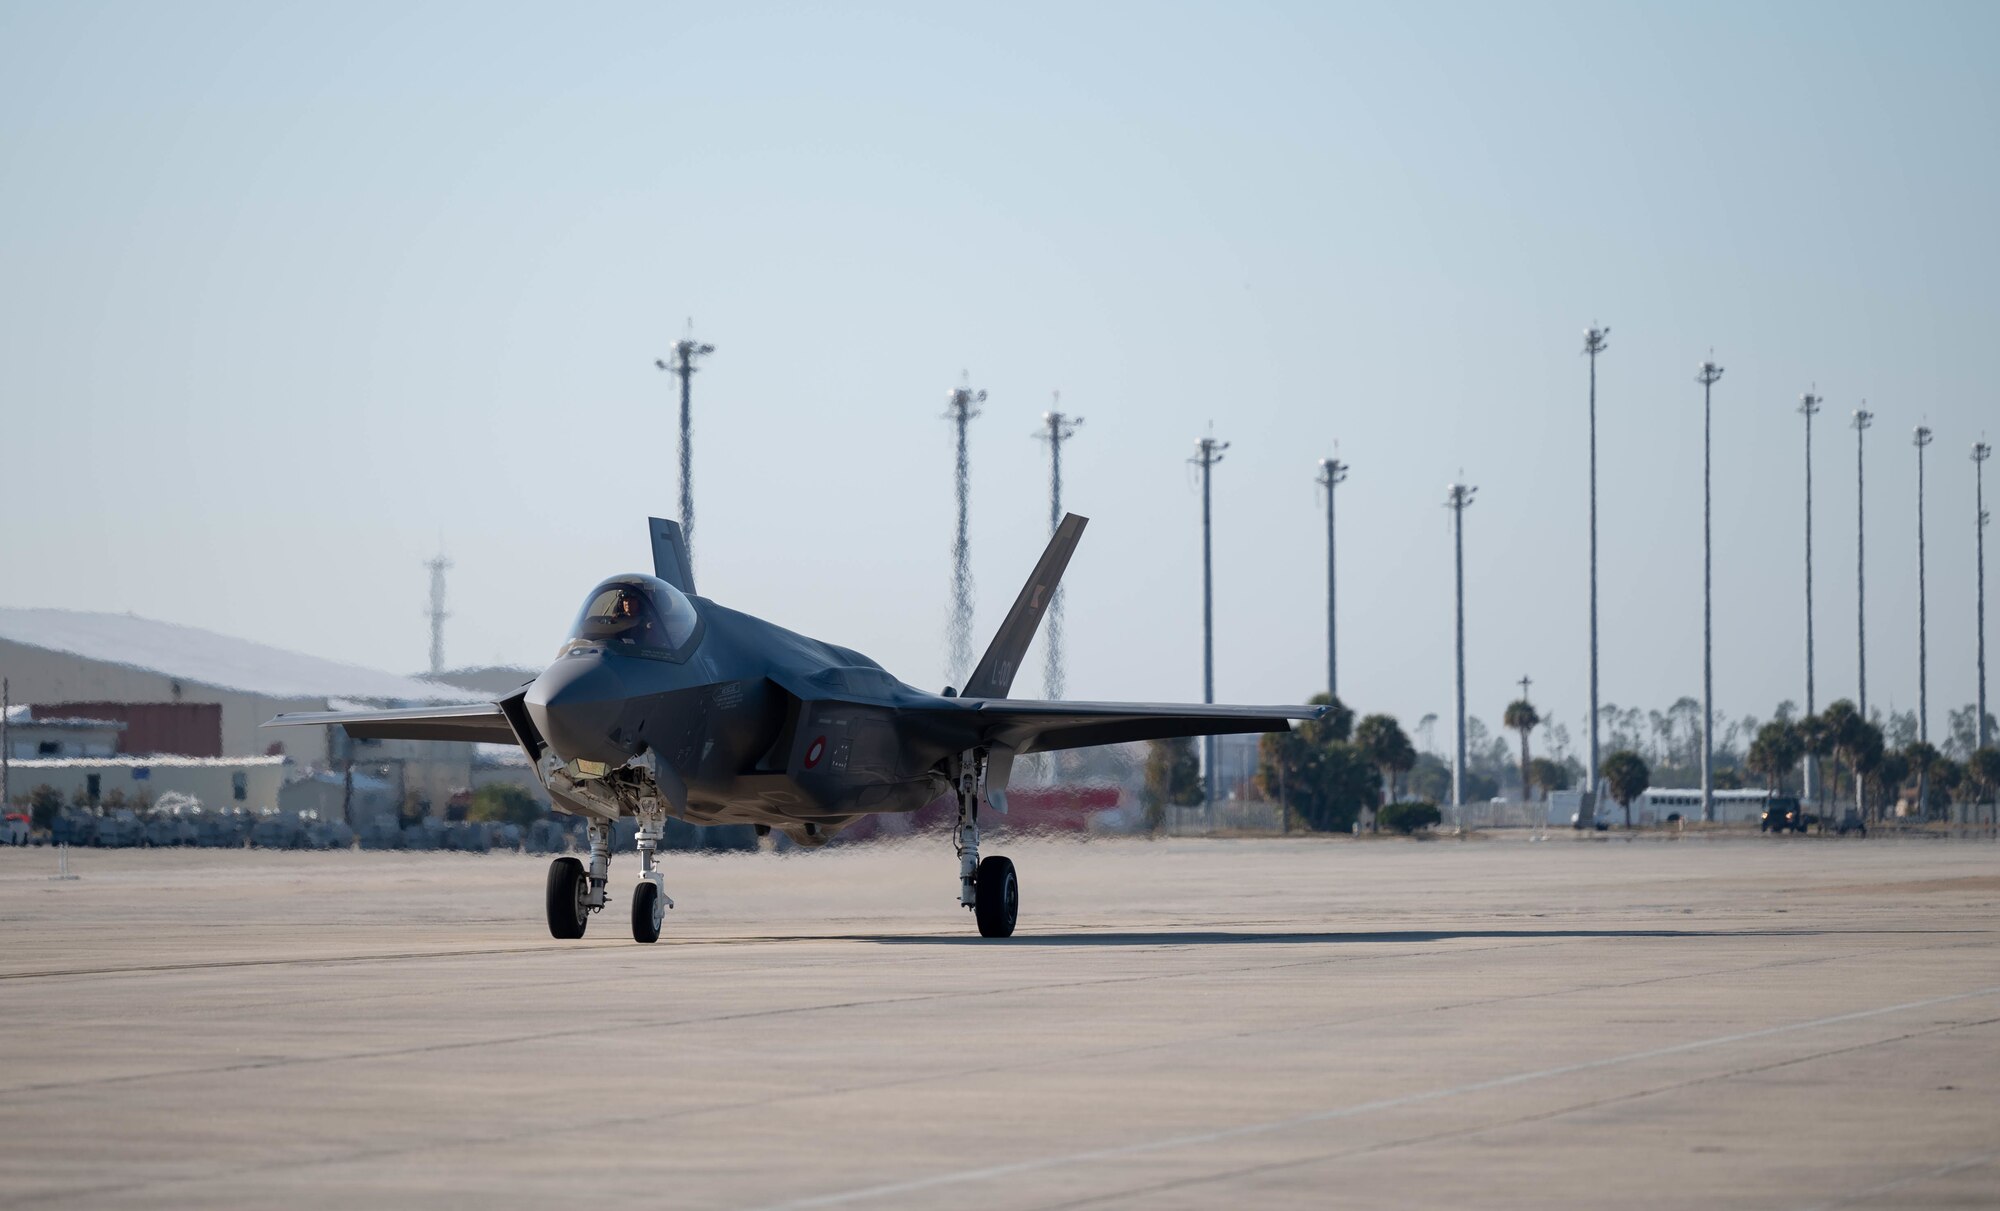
[1853,723,1887,820]
[1902,740,1941,819]
[1601,749,1650,828]
[1819,700,1867,820]
[1796,711,1833,820]
[1929,755,1964,815]
[1746,720,1804,793]
[1354,714,1417,810]
[1503,699,1541,804]
[1302,691,1354,745]
[1528,757,1572,797]
[1967,748,2000,826]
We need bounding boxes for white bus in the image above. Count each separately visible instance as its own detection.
[1624,787,1770,827]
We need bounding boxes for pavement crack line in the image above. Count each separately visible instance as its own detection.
[1,934,1585,1096]
[0,943,1934,1206]
[1030,1014,2000,1210]
[744,983,2000,1211]
[3,929,1978,1103]
[1794,1148,1999,1210]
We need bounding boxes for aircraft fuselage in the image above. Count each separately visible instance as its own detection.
[522,597,953,837]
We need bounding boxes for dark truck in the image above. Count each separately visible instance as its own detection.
[1760,796,1808,834]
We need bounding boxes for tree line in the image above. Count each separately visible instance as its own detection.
[1140,690,2000,832]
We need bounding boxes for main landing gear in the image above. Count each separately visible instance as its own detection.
[544,811,673,943]
[954,752,1018,938]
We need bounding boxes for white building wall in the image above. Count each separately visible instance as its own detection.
[7,757,289,811]
[6,721,125,759]
[0,638,331,763]
[0,640,488,815]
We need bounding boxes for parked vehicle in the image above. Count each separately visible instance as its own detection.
[1760,797,1808,834]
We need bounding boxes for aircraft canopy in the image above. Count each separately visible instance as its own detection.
[567,575,700,659]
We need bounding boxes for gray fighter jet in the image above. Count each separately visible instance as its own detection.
[267,515,1321,943]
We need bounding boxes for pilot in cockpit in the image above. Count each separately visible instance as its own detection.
[607,589,651,641]
[568,576,698,657]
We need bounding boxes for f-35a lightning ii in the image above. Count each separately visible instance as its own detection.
[267,515,1321,943]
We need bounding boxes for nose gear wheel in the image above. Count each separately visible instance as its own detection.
[632,881,665,943]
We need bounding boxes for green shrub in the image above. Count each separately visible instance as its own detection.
[1377,801,1441,835]
[468,783,546,827]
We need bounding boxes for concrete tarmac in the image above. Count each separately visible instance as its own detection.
[1,835,1996,1209]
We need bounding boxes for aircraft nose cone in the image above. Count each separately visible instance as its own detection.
[526,655,636,765]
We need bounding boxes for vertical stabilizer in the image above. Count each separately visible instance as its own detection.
[649,517,696,596]
[961,514,1088,700]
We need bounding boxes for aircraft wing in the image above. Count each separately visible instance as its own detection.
[263,702,517,745]
[936,698,1320,754]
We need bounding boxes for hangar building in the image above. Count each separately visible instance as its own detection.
[0,608,486,816]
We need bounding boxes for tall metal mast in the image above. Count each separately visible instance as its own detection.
[1976,442,1993,751]
[654,321,715,563]
[1036,398,1083,699]
[1915,425,1933,816]
[1582,327,1609,827]
[1854,407,1873,722]
[943,375,986,686]
[1697,359,1724,823]
[1316,456,1349,702]
[1854,406,1873,819]
[1799,390,1821,808]
[1192,434,1230,814]
[1446,481,1477,823]
[424,551,451,676]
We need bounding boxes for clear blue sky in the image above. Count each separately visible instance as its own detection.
[3,1,1997,748]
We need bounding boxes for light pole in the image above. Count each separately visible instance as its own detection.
[1192,435,1230,816]
[942,377,986,686]
[1582,326,1609,828]
[654,325,715,562]
[1854,406,1873,820]
[1697,359,1723,823]
[1915,424,1933,816]
[1317,456,1348,702]
[1036,402,1083,700]
[1976,442,1992,751]
[1446,481,1477,826]
[1800,391,1821,811]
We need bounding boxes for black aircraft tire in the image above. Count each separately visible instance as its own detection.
[546,857,588,940]
[973,855,1018,938]
[632,881,663,944]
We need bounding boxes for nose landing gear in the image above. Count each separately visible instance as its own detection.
[630,807,673,944]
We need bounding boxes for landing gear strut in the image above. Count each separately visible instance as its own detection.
[631,804,673,944]
[954,751,1017,938]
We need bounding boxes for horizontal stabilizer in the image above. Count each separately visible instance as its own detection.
[650,517,696,596]
[962,513,1087,700]
[263,702,515,746]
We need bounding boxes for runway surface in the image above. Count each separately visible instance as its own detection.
[1,835,1996,1209]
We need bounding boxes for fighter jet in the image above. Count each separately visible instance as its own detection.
[267,515,1321,943]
